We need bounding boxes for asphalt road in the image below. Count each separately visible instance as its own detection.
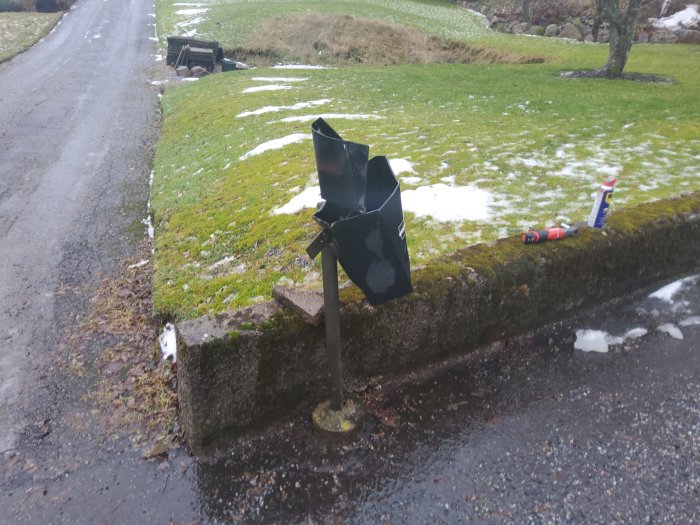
[186,274,700,525]
[0,0,158,453]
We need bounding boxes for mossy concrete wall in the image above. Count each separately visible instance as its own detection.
[177,192,700,453]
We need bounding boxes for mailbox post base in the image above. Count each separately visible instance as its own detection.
[312,398,365,441]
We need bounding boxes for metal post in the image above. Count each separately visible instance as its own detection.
[321,245,343,411]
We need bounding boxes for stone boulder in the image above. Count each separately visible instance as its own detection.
[190,66,209,78]
[512,22,531,34]
[675,28,700,43]
[544,23,560,37]
[559,22,583,40]
[175,65,191,77]
[651,28,679,42]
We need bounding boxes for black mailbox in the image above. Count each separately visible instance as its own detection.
[311,118,412,306]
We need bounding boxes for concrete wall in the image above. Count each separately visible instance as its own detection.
[177,192,700,453]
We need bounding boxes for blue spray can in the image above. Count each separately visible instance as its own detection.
[587,177,616,228]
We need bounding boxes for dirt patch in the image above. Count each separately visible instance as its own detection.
[230,13,544,66]
[560,69,675,83]
[59,239,179,455]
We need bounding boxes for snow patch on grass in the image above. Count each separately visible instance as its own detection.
[402,184,492,222]
[389,158,416,175]
[252,76,308,82]
[242,84,294,93]
[175,8,208,15]
[276,113,384,123]
[273,64,333,69]
[239,133,312,160]
[236,99,332,117]
[272,186,322,215]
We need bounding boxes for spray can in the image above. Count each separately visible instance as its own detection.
[588,177,616,228]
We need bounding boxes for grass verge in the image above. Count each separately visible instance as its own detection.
[0,11,61,62]
[152,0,700,319]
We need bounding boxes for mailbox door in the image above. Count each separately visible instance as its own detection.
[312,118,369,213]
[326,156,412,306]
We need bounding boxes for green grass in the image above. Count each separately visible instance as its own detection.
[0,11,62,62]
[152,0,700,319]
[156,0,491,51]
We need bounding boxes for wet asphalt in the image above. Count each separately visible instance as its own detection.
[0,0,159,454]
[4,269,698,524]
[1,1,699,523]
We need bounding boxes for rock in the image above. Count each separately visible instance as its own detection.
[599,31,610,43]
[272,285,325,326]
[190,66,209,78]
[584,33,595,42]
[175,65,191,77]
[559,22,582,40]
[676,29,700,43]
[544,23,559,37]
[529,25,545,36]
[143,437,170,460]
[512,22,531,34]
[573,21,588,36]
[637,32,649,43]
[664,30,679,43]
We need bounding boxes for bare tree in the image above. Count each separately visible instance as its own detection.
[596,0,648,76]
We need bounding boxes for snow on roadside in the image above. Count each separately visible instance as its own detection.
[623,327,648,339]
[128,260,150,269]
[679,316,700,327]
[658,323,684,340]
[575,325,654,353]
[649,274,700,303]
[159,324,177,362]
[574,329,623,353]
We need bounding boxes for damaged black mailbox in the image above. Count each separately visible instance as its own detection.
[308,118,412,306]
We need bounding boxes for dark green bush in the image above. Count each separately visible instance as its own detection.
[0,0,25,12]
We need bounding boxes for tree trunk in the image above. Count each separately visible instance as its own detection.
[604,18,635,76]
[597,0,643,77]
[592,0,604,43]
